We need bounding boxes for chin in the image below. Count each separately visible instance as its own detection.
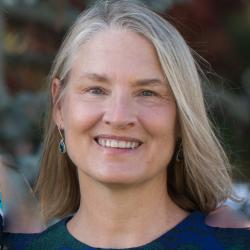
[93,171,147,187]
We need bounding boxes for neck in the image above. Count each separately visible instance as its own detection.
[67,172,188,248]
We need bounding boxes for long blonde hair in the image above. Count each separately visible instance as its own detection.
[36,0,233,223]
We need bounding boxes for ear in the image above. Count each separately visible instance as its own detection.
[51,78,64,129]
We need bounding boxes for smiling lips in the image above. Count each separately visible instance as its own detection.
[95,136,142,149]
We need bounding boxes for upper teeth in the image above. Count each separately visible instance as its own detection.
[97,138,140,149]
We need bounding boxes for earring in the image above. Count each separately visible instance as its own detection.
[58,126,66,154]
[176,138,184,162]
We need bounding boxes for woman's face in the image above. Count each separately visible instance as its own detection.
[54,29,178,186]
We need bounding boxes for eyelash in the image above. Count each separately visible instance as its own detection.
[85,87,158,97]
[86,87,107,95]
[139,90,158,97]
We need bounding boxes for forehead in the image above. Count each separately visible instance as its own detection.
[68,29,164,82]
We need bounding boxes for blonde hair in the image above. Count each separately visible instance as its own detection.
[36,0,233,222]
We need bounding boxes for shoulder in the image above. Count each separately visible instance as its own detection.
[204,206,250,248]
[173,211,250,249]
[3,232,39,250]
[23,217,82,250]
[3,218,70,250]
[207,226,250,249]
[204,207,250,249]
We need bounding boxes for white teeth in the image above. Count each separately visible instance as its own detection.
[97,138,140,149]
[118,141,125,148]
[111,140,118,148]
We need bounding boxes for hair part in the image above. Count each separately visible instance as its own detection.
[36,0,233,223]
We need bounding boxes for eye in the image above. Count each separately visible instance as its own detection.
[86,87,107,95]
[139,90,158,97]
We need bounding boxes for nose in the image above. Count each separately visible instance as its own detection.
[103,93,136,129]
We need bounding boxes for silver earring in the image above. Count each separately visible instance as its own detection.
[58,126,66,154]
[176,139,184,162]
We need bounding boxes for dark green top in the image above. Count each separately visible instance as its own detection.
[3,212,250,249]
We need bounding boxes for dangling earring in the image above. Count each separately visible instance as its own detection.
[176,138,184,162]
[58,126,66,154]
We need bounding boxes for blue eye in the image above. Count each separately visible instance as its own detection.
[87,87,106,95]
[140,90,157,96]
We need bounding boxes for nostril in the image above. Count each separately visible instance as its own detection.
[103,102,136,128]
[103,116,135,128]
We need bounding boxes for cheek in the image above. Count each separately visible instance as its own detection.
[138,103,177,139]
[61,96,104,132]
[139,103,177,166]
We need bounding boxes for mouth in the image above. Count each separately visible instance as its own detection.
[94,136,143,150]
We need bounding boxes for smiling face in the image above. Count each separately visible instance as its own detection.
[53,29,178,186]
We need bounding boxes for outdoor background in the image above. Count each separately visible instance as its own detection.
[0,0,249,216]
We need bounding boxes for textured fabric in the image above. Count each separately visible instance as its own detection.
[3,211,250,250]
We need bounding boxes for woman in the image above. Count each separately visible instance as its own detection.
[3,0,249,249]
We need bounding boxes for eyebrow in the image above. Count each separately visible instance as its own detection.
[82,73,109,83]
[135,78,166,87]
[81,73,167,86]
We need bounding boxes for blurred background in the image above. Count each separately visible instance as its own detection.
[0,0,249,217]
